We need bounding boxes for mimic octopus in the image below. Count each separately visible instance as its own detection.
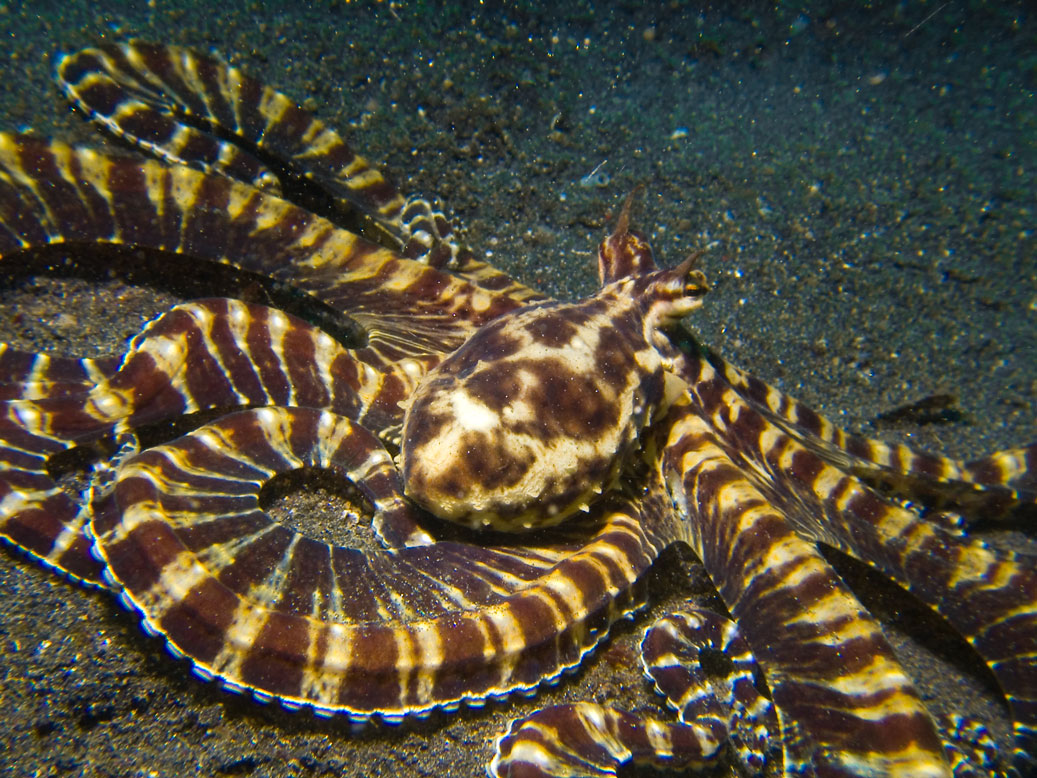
[0,42,1034,778]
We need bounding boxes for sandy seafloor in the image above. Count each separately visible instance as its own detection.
[0,1,1034,776]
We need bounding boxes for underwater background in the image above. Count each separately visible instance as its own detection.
[0,1,1033,775]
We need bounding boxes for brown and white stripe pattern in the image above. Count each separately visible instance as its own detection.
[0,132,533,364]
[57,43,411,250]
[673,354,1037,775]
[659,394,954,777]
[0,40,1033,778]
[91,405,662,718]
[639,606,775,774]
[56,41,541,295]
[710,353,1035,520]
[0,296,419,585]
[491,702,727,777]
[0,127,539,587]
[0,344,123,582]
[490,352,1033,776]
[492,605,777,777]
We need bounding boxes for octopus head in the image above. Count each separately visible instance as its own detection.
[400,199,708,531]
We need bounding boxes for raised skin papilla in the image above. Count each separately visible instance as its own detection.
[400,197,709,530]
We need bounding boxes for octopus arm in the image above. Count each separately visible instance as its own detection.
[57,41,546,302]
[679,350,1037,775]
[90,406,662,719]
[0,133,534,370]
[706,350,1035,521]
[0,297,403,583]
[660,396,955,777]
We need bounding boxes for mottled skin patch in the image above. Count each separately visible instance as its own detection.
[400,206,709,530]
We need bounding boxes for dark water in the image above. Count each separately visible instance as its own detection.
[0,2,1033,776]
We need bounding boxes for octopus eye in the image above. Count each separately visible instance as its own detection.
[684,270,710,297]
